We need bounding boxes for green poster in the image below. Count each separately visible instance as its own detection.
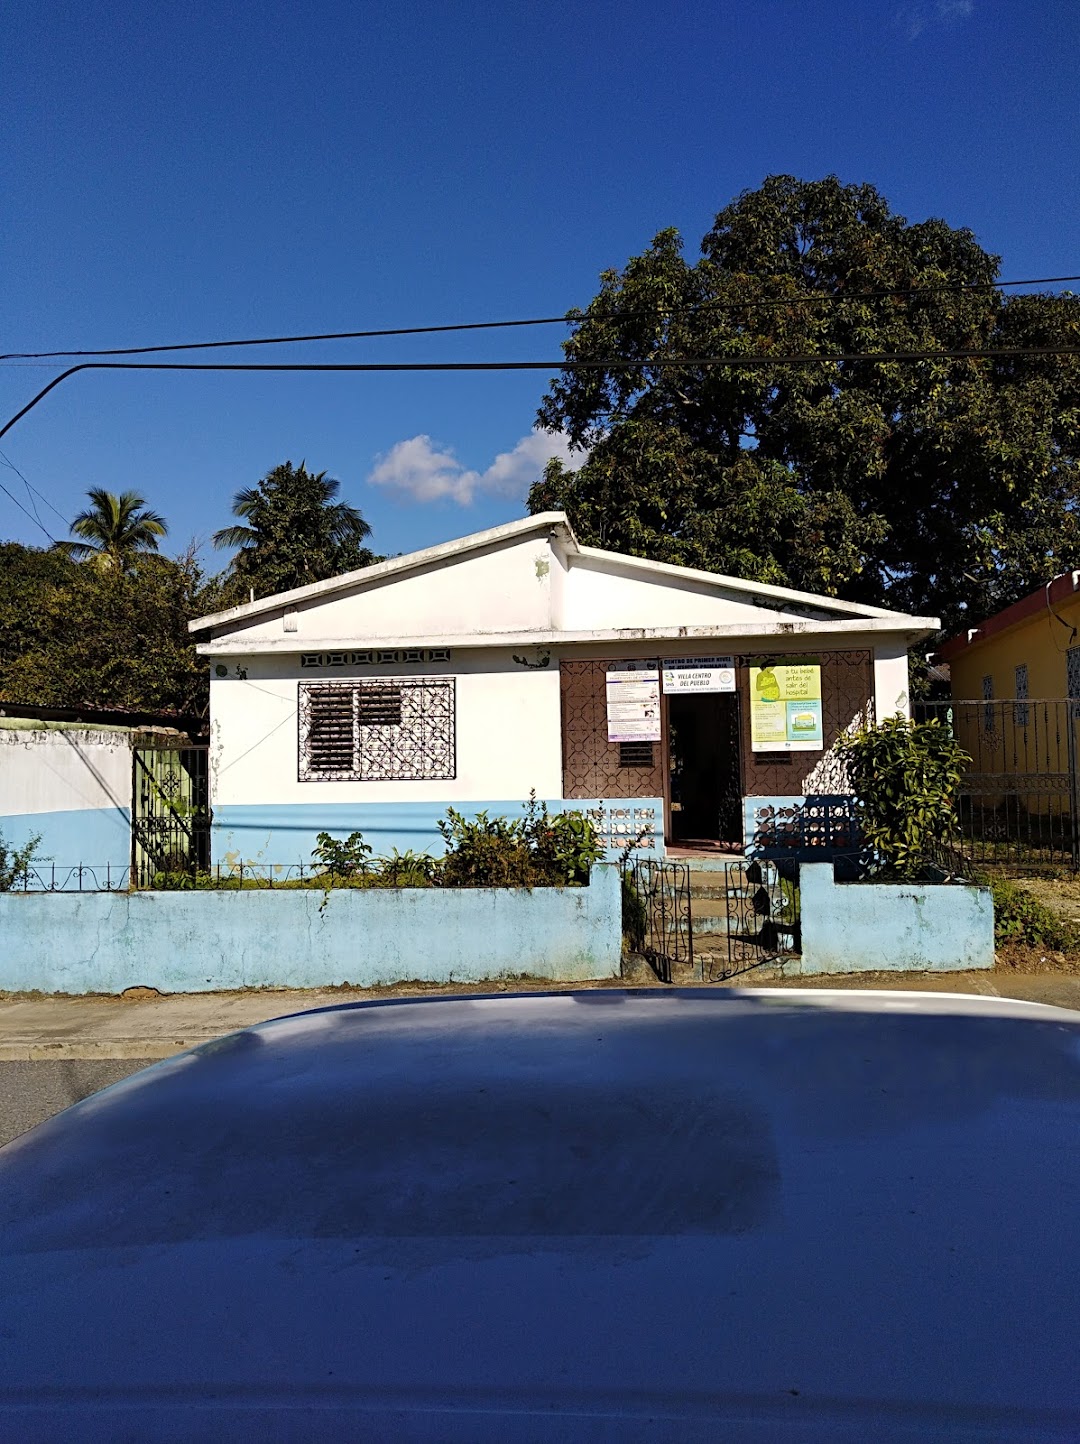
[749,661,823,752]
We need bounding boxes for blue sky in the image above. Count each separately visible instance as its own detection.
[2,0,1078,568]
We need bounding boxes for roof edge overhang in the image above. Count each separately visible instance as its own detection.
[188,511,577,634]
[937,571,1080,661]
[197,616,940,657]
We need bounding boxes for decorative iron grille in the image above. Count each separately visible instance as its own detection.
[624,859,693,984]
[560,660,663,799]
[298,678,455,782]
[708,858,800,981]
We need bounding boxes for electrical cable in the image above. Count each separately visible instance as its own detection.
[3,347,1080,444]
[1,274,1077,363]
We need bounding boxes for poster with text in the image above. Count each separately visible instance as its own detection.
[606,664,661,742]
[749,661,823,751]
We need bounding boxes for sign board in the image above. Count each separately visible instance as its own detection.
[606,664,661,742]
[749,660,823,752]
[661,656,736,694]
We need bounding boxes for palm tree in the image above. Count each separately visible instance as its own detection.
[56,489,168,572]
[212,461,374,598]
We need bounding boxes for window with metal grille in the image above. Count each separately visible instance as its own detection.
[618,741,654,768]
[1014,664,1029,726]
[298,679,455,781]
[982,674,995,734]
[1068,647,1080,702]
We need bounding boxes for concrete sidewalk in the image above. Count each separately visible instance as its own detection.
[1,968,1078,1060]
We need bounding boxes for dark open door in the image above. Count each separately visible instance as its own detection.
[666,692,743,847]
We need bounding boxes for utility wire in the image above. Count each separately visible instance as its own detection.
[0,471,56,542]
[0,449,70,528]
[3,347,1080,444]
[1,274,1077,363]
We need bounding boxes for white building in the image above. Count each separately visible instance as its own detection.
[190,512,938,864]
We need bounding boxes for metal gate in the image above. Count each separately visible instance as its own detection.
[709,859,800,981]
[132,746,211,886]
[623,859,693,984]
[915,700,1080,873]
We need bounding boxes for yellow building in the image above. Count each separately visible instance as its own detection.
[937,574,1080,864]
[940,571,1080,703]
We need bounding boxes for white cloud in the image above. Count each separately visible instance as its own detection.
[897,0,973,39]
[368,428,580,505]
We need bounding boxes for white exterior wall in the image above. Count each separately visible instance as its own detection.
[873,646,912,720]
[0,723,134,869]
[561,556,838,631]
[217,537,558,648]
[0,725,131,817]
[210,649,564,809]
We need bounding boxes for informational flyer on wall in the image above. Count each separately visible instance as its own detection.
[606,662,661,742]
[749,660,823,751]
[661,656,736,694]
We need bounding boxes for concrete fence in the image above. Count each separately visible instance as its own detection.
[0,865,622,995]
[799,862,994,973]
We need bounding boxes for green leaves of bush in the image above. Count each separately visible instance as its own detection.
[838,716,970,880]
[308,797,604,891]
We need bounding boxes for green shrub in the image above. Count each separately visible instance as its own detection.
[0,829,42,891]
[990,878,1079,953]
[437,797,603,888]
[838,716,969,880]
[311,830,373,881]
[376,848,439,887]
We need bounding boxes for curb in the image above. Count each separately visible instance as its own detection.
[0,1040,212,1062]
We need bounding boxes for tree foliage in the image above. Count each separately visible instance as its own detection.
[55,488,168,572]
[0,543,218,716]
[530,176,1080,629]
[213,461,376,602]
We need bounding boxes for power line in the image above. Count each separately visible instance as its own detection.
[3,347,1080,444]
[0,449,69,528]
[1,273,1077,363]
[0,471,56,542]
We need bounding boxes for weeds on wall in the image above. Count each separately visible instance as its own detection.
[0,829,42,891]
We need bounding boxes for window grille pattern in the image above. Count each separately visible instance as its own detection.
[1068,647,1080,702]
[619,741,655,768]
[1014,664,1029,726]
[983,674,995,734]
[298,678,455,781]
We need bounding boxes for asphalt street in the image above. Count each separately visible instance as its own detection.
[0,1058,156,1149]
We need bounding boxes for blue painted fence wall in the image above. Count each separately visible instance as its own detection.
[799,862,994,973]
[0,864,622,995]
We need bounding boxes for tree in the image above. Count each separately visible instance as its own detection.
[55,488,168,572]
[213,461,376,601]
[529,176,1080,631]
[0,543,216,717]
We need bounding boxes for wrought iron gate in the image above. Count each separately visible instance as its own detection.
[624,859,693,984]
[131,746,211,886]
[709,859,800,981]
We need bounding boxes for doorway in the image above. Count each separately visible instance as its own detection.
[666,692,743,848]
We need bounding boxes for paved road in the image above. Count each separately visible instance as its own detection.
[0,1059,156,1149]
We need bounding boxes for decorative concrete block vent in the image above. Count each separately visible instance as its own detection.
[798,862,994,974]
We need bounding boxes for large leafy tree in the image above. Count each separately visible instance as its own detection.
[530,176,1080,631]
[0,543,218,717]
[55,488,168,572]
[213,461,376,601]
